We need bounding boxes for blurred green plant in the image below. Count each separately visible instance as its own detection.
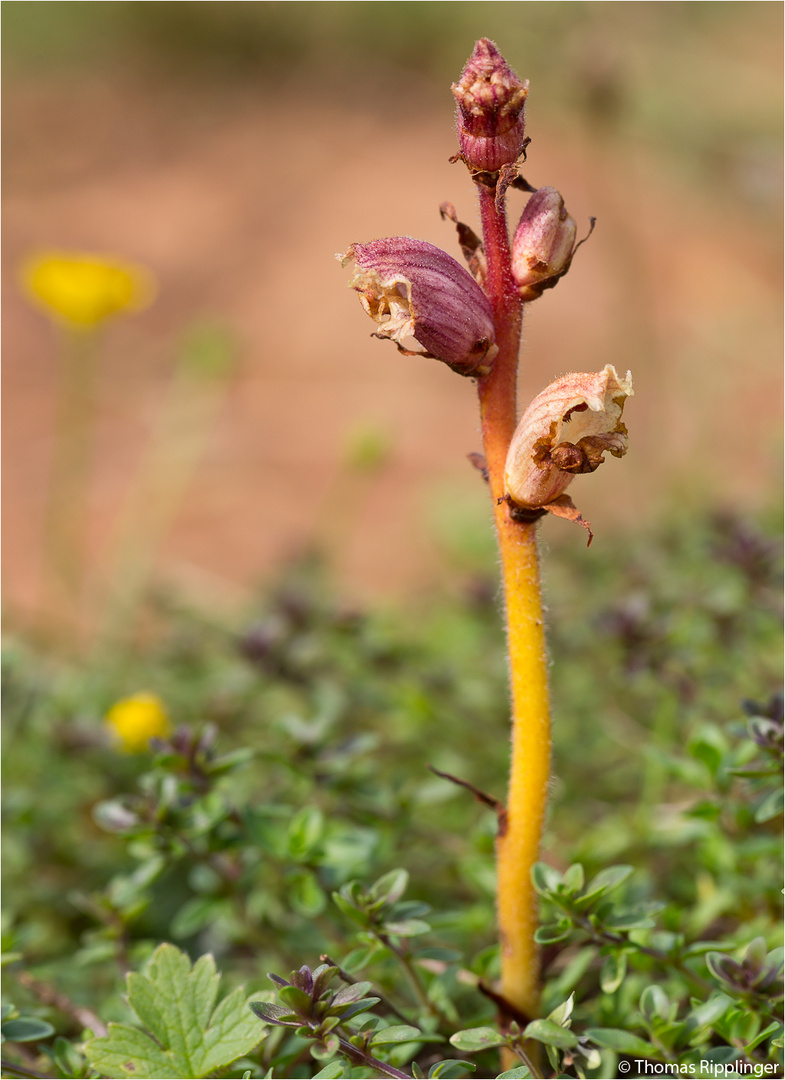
[2,509,781,1077]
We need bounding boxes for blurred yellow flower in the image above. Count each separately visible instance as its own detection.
[105,692,171,753]
[21,251,156,327]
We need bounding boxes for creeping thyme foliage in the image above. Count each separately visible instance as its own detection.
[2,511,781,1078]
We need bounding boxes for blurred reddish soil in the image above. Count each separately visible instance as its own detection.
[3,72,782,624]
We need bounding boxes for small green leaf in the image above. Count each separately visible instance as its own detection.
[369,868,409,907]
[495,1068,531,1079]
[84,943,264,1078]
[278,985,313,1015]
[332,997,380,1020]
[684,994,733,1035]
[2,1017,56,1042]
[331,981,374,1007]
[601,905,659,930]
[289,871,327,917]
[581,864,633,903]
[312,1063,347,1079]
[522,1019,578,1049]
[600,950,627,993]
[754,788,784,822]
[745,1020,783,1052]
[585,1027,655,1055]
[310,1032,340,1060]
[531,863,562,896]
[546,993,574,1028]
[534,920,571,944]
[428,1060,476,1078]
[250,1001,297,1025]
[287,806,324,858]
[561,864,584,894]
[640,984,671,1021]
[370,1024,424,1046]
[449,1026,507,1052]
[382,918,431,937]
[332,891,369,927]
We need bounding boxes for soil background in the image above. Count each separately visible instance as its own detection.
[3,3,782,630]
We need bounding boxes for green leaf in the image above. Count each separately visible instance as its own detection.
[382,918,431,937]
[600,950,627,993]
[331,981,374,1007]
[428,1059,476,1078]
[277,985,313,1015]
[745,1020,783,1052]
[560,864,584,894]
[331,997,380,1020]
[580,865,633,903]
[449,1026,507,1052]
[288,871,327,917]
[369,868,409,907]
[332,891,369,927]
[754,788,784,822]
[369,1024,424,1046]
[2,1017,56,1042]
[312,1063,347,1079]
[531,863,562,896]
[522,1019,578,1049]
[84,943,264,1078]
[495,1068,531,1079]
[684,994,733,1035]
[585,1027,655,1055]
[534,920,571,944]
[546,993,574,1028]
[640,984,671,1021]
[287,805,324,859]
[249,1001,298,1025]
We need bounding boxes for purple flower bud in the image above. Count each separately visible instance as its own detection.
[511,187,577,301]
[452,39,529,172]
[339,237,498,377]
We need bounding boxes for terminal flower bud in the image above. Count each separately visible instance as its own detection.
[339,237,498,376]
[452,38,529,172]
[504,365,632,517]
[511,187,577,301]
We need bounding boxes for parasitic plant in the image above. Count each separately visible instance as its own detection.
[340,39,633,1032]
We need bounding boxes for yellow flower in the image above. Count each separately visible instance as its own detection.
[21,251,156,327]
[105,693,171,753]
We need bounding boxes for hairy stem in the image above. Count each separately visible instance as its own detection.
[476,181,551,1024]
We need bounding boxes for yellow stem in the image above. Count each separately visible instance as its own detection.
[475,181,551,1025]
[495,511,550,1022]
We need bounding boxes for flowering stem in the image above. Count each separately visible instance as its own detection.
[476,182,551,1024]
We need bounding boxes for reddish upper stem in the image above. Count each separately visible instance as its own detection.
[476,182,523,500]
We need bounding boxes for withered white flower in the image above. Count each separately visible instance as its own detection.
[504,364,633,537]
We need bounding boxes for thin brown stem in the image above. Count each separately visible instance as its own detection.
[15,972,107,1036]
